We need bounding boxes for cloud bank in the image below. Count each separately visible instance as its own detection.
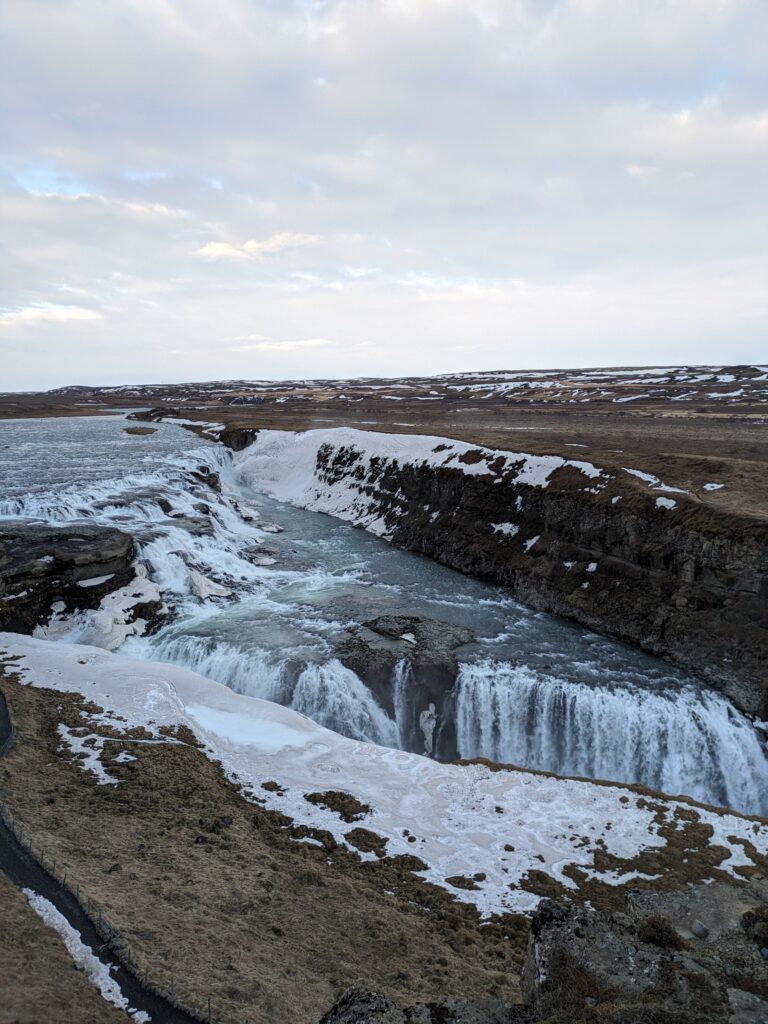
[1,0,766,388]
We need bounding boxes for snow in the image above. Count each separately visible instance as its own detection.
[703,483,724,492]
[23,889,149,1022]
[623,468,686,496]
[491,522,519,537]
[523,535,540,552]
[623,468,657,485]
[234,429,605,542]
[185,703,309,753]
[5,633,767,915]
[76,574,115,588]
[586,562,598,573]
[187,569,231,599]
[58,723,119,786]
[656,497,677,510]
[34,564,163,651]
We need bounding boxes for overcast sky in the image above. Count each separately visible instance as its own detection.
[1,0,766,389]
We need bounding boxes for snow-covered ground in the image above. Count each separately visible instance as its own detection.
[3,633,767,917]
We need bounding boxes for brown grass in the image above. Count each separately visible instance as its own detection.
[0,671,527,1024]
[0,873,128,1024]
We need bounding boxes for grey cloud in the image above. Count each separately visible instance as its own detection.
[0,0,766,387]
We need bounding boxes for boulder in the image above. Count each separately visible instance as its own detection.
[335,614,474,758]
[319,987,522,1024]
[521,882,768,1023]
[0,522,136,633]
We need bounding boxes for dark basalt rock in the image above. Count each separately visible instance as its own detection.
[217,426,259,452]
[190,467,221,492]
[319,986,522,1024]
[315,442,768,718]
[336,614,474,758]
[0,521,136,633]
[521,883,768,1023]
[321,882,768,1024]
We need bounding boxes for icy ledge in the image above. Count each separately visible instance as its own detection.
[2,632,767,917]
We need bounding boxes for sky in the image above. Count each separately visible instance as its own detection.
[1,0,766,390]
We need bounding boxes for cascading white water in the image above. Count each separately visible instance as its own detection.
[290,661,399,746]
[456,661,768,815]
[392,658,412,747]
[136,634,398,747]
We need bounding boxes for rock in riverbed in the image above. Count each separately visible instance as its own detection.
[0,522,136,633]
[336,614,474,758]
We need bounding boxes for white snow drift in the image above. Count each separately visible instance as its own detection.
[3,633,767,918]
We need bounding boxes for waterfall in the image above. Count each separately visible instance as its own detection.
[134,634,398,747]
[136,635,287,703]
[290,661,399,747]
[456,661,768,816]
[392,658,412,747]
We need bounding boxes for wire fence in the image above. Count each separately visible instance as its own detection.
[0,799,230,1021]
[0,688,274,1024]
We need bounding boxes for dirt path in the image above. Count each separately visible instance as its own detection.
[0,690,199,1024]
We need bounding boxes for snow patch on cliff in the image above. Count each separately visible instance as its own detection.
[234,428,607,540]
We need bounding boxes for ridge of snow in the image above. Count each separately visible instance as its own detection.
[23,889,149,1021]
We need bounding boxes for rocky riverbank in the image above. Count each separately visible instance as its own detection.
[0,522,138,633]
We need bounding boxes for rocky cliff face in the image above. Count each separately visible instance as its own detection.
[336,615,474,757]
[370,461,767,717]
[0,522,137,633]
[318,880,768,1024]
[236,429,768,717]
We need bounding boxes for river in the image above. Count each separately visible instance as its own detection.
[1,413,766,815]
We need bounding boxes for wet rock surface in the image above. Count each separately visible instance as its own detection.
[0,522,136,633]
[335,614,474,757]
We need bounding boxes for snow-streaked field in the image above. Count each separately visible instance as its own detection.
[45,363,768,407]
[3,633,767,918]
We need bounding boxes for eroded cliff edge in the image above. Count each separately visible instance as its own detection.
[235,429,768,718]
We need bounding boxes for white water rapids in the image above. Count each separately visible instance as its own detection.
[1,414,767,815]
